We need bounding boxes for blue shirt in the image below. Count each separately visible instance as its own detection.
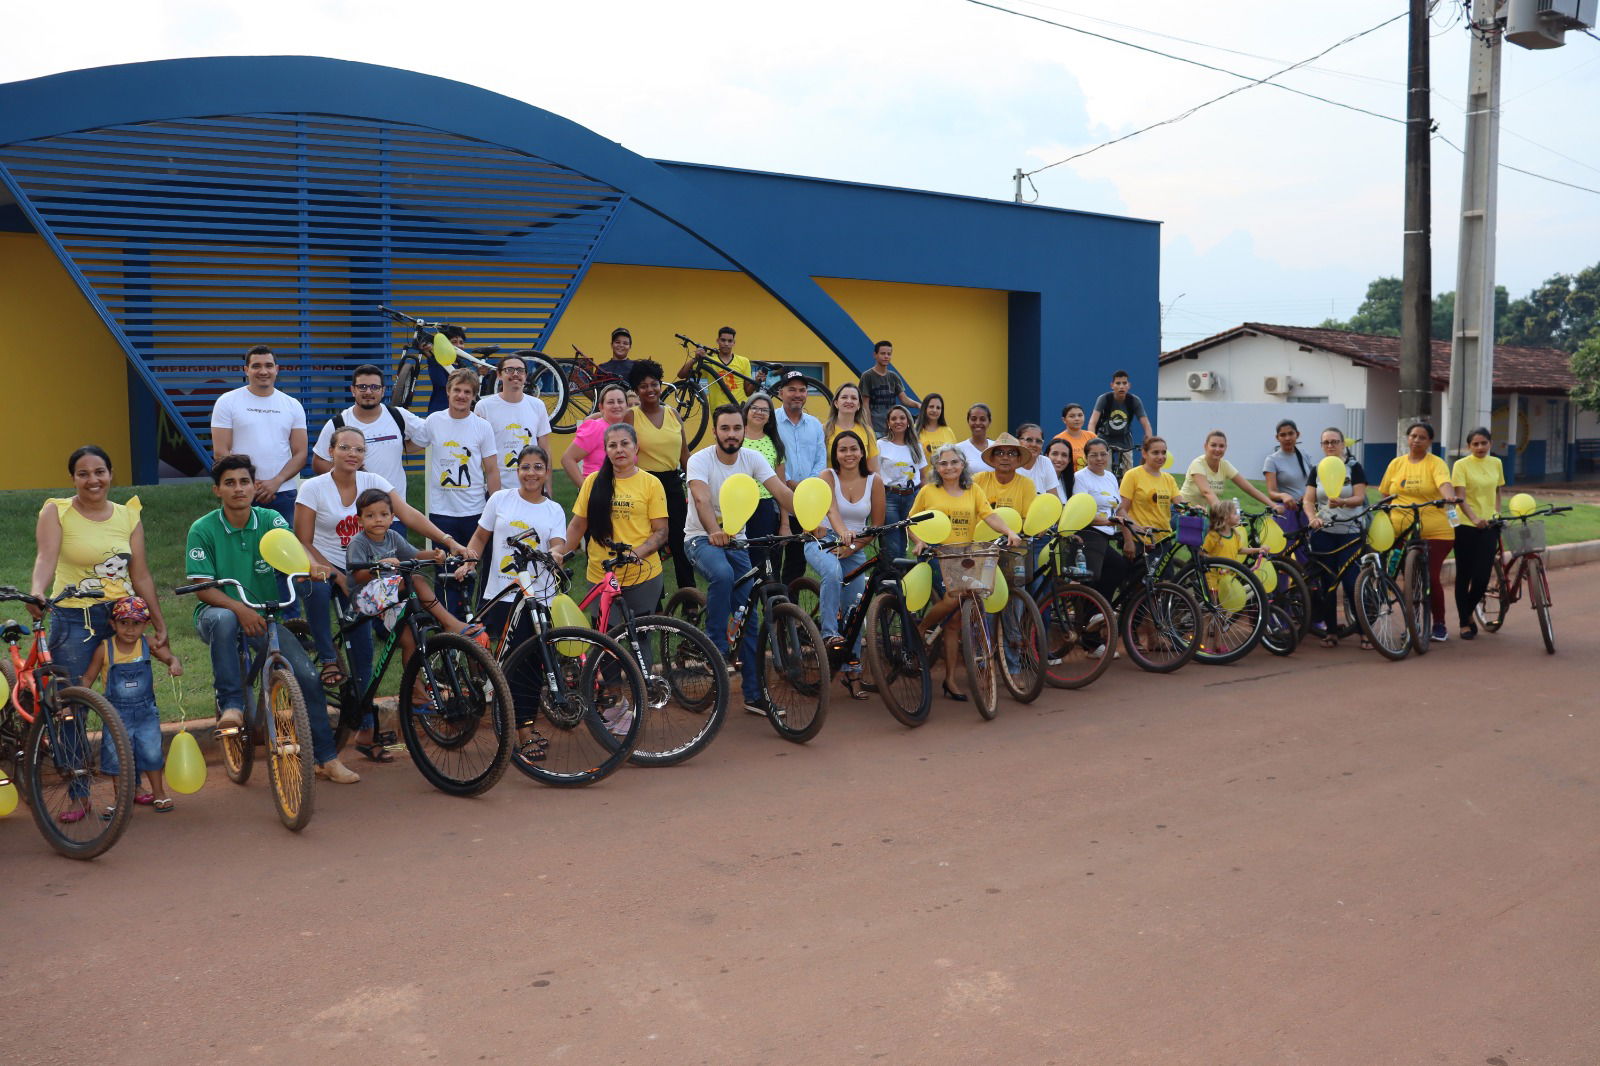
[774,409,826,483]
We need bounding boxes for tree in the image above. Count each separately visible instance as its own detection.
[1571,329,1600,415]
[1430,286,1509,342]
[1320,276,1403,335]
[1500,264,1600,351]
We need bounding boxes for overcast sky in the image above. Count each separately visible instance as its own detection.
[11,0,1600,349]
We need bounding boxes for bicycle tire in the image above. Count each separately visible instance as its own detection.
[24,687,135,860]
[398,632,513,796]
[219,710,254,785]
[263,664,315,831]
[1271,558,1313,638]
[997,588,1047,704]
[1355,567,1411,661]
[609,615,729,766]
[1401,544,1431,655]
[1183,557,1267,666]
[1262,603,1299,657]
[959,597,1000,720]
[1475,550,1509,632]
[757,602,829,743]
[1120,580,1201,673]
[787,576,821,623]
[1528,557,1555,654]
[664,586,707,629]
[502,628,644,787]
[393,355,419,408]
[1037,583,1116,689]
[282,618,361,753]
[522,352,569,430]
[862,590,932,727]
[549,378,594,435]
[672,385,711,450]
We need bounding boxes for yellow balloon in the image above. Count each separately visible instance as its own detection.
[165,730,207,794]
[1260,520,1286,554]
[260,526,311,576]
[1509,492,1536,517]
[1366,510,1395,552]
[793,477,833,532]
[994,506,1023,537]
[719,473,760,535]
[432,332,458,368]
[984,576,1009,614]
[0,777,16,817]
[1162,451,1174,470]
[1254,559,1278,593]
[1057,493,1097,535]
[911,509,952,546]
[1214,573,1247,612]
[550,594,592,656]
[0,670,9,710]
[1023,493,1063,536]
[1317,455,1346,504]
[903,561,933,612]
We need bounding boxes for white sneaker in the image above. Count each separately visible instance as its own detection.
[1087,614,1106,631]
[1088,644,1106,659]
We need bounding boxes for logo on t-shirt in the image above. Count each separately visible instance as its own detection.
[440,441,475,487]
[335,513,361,548]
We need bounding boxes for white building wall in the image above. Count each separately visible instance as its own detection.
[1158,402,1348,477]
[1159,333,1371,408]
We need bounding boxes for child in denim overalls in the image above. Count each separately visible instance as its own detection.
[81,596,183,812]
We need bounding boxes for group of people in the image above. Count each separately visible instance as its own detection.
[25,336,1513,812]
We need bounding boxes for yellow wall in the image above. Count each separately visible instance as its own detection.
[0,233,130,490]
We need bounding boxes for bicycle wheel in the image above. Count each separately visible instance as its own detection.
[24,687,135,860]
[1528,557,1555,654]
[216,648,255,784]
[997,588,1046,704]
[787,577,821,623]
[1475,550,1509,632]
[1271,558,1313,638]
[262,664,315,831]
[1355,567,1412,661]
[550,386,594,435]
[523,352,569,429]
[1184,558,1267,666]
[393,355,419,408]
[283,618,361,752]
[1262,604,1300,657]
[664,586,706,629]
[863,590,932,727]
[959,597,1000,720]
[1401,544,1431,654]
[757,602,829,743]
[672,384,710,450]
[1120,581,1201,673]
[1037,583,1116,689]
[398,632,513,796]
[502,628,644,786]
[610,615,729,766]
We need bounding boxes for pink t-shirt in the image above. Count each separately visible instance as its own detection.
[573,417,624,477]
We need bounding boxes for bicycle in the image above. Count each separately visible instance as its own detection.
[1154,504,1268,665]
[286,557,514,797]
[379,305,567,419]
[1383,499,1451,654]
[664,530,830,743]
[542,346,679,436]
[0,586,134,859]
[1475,504,1572,654]
[915,542,1010,720]
[175,576,316,830]
[1238,509,1314,656]
[1027,532,1118,690]
[1104,520,1203,674]
[669,337,833,449]
[1107,445,1135,480]
[1289,500,1416,661]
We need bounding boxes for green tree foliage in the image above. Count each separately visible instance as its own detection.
[1570,331,1600,415]
[1500,264,1600,351]
[1319,276,1505,341]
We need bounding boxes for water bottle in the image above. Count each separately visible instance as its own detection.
[1073,547,1089,578]
[1446,502,1459,526]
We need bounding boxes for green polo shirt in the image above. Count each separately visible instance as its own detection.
[185,506,289,622]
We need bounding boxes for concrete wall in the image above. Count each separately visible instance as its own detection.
[1158,333,1371,408]
[1156,401,1348,479]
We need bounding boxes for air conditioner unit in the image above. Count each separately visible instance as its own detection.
[1187,370,1218,392]
[1506,0,1596,48]
[1264,375,1293,395]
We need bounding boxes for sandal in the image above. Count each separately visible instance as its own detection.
[457,621,490,649]
[134,791,155,805]
[152,797,175,813]
[59,806,90,824]
[354,742,395,763]
[1360,637,1374,651]
[842,674,870,701]
[319,660,346,687]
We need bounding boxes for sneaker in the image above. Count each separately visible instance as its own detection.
[1430,623,1448,643]
[214,707,245,735]
[1086,614,1106,631]
[1088,644,1106,659]
[315,759,361,784]
[601,698,635,737]
[745,696,772,716]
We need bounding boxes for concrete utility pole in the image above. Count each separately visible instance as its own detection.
[1447,0,1504,459]
[1399,0,1435,441]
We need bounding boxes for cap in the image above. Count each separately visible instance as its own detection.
[111,596,151,623]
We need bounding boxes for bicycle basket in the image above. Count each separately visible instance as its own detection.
[1176,513,1209,548]
[998,545,1036,591]
[1504,520,1546,555]
[934,544,1001,595]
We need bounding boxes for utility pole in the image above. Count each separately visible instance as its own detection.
[1398,0,1435,442]
[1013,168,1025,203]
[1447,1,1503,459]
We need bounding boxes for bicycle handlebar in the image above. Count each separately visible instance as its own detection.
[0,584,104,609]
[175,575,303,612]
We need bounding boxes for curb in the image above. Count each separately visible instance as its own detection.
[1438,536,1600,586]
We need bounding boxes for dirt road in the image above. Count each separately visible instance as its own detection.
[7,566,1599,1065]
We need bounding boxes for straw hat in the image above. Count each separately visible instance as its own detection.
[981,433,1026,467]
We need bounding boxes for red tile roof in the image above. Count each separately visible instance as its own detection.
[1160,323,1576,395]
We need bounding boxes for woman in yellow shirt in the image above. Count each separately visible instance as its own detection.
[1450,426,1504,639]
[1379,421,1465,643]
[915,392,957,466]
[1116,436,1179,540]
[910,445,1022,701]
[559,423,670,617]
[625,359,692,590]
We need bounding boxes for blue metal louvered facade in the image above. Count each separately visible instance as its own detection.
[0,112,624,471]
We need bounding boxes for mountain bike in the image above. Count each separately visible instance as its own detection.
[1384,499,1450,654]
[670,337,833,449]
[175,577,316,831]
[542,346,680,435]
[1154,505,1268,665]
[379,306,567,419]
[1475,504,1571,654]
[1238,509,1314,656]
[664,530,830,743]
[1105,520,1202,674]
[286,557,513,797]
[1027,532,1117,690]
[1294,501,1415,661]
[0,586,134,859]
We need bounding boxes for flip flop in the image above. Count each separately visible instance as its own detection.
[152,797,175,812]
[458,622,490,649]
[134,792,155,805]
[354,742,396,763]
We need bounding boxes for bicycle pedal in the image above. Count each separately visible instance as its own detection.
[213,725,242,738]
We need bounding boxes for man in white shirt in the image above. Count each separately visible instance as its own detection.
[1016,423,1059,496]
[684,403,795,714]
[473,352,552,471]
[310,364,429,528]
[423,367,501,614]
[210,344,308,524]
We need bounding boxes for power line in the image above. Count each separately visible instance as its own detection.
[1434,132,1600,194]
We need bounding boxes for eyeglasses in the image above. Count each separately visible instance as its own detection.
[992,449,1022,459]
[500,368,527,377]
[334,443,368,454]
[353,383,383,392]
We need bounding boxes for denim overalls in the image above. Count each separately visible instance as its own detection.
[101,638,164,775]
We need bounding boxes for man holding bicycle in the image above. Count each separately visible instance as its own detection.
[677,326,754,405]
[1087,370,1152,472]
[185,455,359,785]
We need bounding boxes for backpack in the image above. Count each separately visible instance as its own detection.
[333,405,409,438]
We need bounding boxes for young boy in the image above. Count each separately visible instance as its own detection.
[81,596,183,813]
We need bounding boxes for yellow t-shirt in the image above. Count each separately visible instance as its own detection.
[918,425,957,465]
[1201,526,1245,562]
[973,471,1037,516]
[1380,453,1453,539]
[630,406,684,474]
[910,484,993,546]
[1119,466,1177,533]
[573,469,668,585]
[701,353,752,406]
[1450,454,1504,525]
[827,423,879,461]
[44,496,143,608]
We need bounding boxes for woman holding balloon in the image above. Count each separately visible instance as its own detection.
[1379,422,1465,644]
[1304,427,1369,648]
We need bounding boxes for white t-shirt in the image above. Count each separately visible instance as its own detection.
[1073,467,1121,535]
[295,471,394,569]
[211,386,307,488]
[312,405,429,506]
[475,394,553,469]
[684,445,777,540]
[875,438,926,491]
[423,410,499,517]
[956,439,993,475]
[1022,455,1058,496]
[476,489,567,604]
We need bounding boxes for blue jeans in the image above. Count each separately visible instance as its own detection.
[428,512,481,617]
[195,605,337,765]
[46,604,113,685]
[686,536,762,702]
[303,570,374,724]
[802,541,867,647]
[881,488,916,561]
